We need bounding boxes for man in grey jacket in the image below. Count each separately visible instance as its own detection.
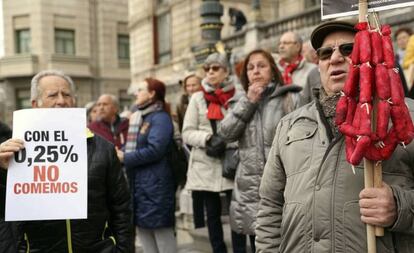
[255,20,414,252]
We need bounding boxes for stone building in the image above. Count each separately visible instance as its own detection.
[127,0,322,106]
[128,0,414,109]
[0,0,131,124]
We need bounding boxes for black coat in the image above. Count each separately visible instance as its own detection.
[0,121,16,253]
[17,135,133,253]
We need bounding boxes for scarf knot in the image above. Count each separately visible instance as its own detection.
[202,86,235,120]
[124,101,164,153]
[279,55,303,85]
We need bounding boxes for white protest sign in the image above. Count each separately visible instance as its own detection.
[6,108,88,221]
[322,0,414,20]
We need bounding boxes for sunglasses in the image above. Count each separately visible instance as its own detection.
[316,43,354,60]
[203,65,222,72]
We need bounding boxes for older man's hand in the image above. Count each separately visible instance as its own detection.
[359,182,397,227]
[0,138,25,169]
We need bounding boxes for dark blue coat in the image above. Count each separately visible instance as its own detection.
[124,110,175,229]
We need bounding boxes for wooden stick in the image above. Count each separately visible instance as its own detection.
[370,11,385,238]
[374,162,384,236]
[364,158,376,253]
[358,1,377,252]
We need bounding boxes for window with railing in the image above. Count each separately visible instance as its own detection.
[55,29,75,55]
[15,29,31,54]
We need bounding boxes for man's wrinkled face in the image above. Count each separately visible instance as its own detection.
[96,95,118,123]
[278,32,301,62]
[32,76,75,108]
[318,31,355,96]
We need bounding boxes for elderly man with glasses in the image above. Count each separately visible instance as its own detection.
[255,20,414,253]
[276,31,321,105]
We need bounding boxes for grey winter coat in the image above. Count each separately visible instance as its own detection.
[219,83,302,235]
[255,91,414,253]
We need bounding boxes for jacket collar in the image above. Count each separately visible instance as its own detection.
[290,88,332,143]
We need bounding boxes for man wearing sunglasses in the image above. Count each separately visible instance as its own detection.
[277,31,320,105]
[256,20,414,253]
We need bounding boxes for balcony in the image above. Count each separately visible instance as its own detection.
[0,54,39,78]
[222,6,321,50]
[48,54,92,77]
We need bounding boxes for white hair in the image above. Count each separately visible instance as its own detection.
[30,69,76,103]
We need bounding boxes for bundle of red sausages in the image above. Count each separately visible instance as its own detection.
[335,22,414,165]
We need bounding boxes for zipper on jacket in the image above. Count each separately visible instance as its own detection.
[66,219,73,253]
[24,233,30,253]
[102,221,117,246]
[330,139,345,252]
[313,135,342,251]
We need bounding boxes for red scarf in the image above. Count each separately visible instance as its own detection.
[279,55,303,85]
[202,86,235,120]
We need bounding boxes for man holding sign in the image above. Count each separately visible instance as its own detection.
[255,20,414,252]
[0,70,132,252]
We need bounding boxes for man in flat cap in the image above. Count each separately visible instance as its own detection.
[255,20,414,252]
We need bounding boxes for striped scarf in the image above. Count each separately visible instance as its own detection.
[124,101,163,153]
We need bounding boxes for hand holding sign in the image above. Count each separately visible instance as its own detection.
[0,139,25,169]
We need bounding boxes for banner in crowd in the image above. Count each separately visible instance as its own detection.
[6,108,87,221]
[322,0,414,19]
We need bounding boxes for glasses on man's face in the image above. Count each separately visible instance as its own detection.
[279,41,297,46]
[203,65,222,72]
[316,43,354,61]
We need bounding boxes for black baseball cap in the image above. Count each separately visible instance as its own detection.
[310,19,357,50]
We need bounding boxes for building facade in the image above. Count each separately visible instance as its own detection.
[128,0,414,110]
[127,0,321,107]
[0,0,131,124]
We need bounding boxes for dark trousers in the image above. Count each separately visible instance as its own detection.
[192,190,248,253]
[205,191,227,253]
[232,232,255,253]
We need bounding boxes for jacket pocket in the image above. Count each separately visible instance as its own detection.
[280,202,308,252]
[283,118,318,177]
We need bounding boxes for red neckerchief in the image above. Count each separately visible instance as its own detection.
[279,55,303,85]
[202,86,235,120]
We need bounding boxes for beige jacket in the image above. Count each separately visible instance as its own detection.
[182,91,234,192]
[256,93,414,253]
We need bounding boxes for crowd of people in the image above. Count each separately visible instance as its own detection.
[0,17,414,253]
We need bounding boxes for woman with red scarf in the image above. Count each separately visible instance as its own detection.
[182,52,239,253]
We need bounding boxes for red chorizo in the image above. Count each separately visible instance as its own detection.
[389,68,405,106]
[381,25,395,68]
[345,136,355,164]
[374,64,391,100]
[344,65,359,97]
[376,100,390,140]
[358,103,372,136]
[371,31,383,65]
[350,136,371,165]
[335,96,348,126]
[359,63,373,103]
